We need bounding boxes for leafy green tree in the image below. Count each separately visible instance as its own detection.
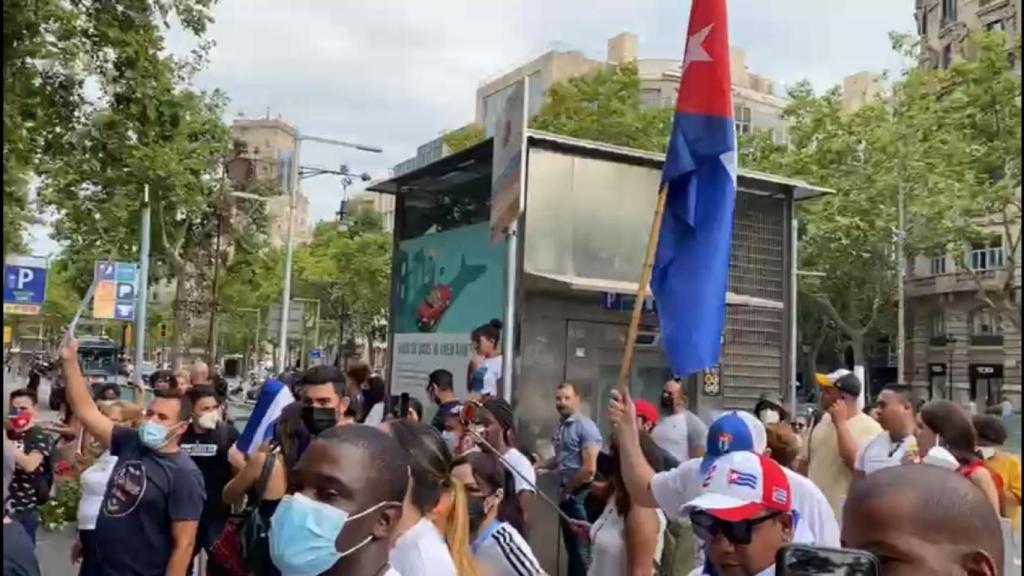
[35,1,231,364]
[905,32,1021,329]
[293,219,391,364]
[442,123,486,154]
[531,62,672,152]
[3,0,217,256]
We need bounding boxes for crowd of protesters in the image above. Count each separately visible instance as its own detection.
[3,315,1021,576]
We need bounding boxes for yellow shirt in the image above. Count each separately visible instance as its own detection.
[985,450,1022,529]
[807,412,882,521]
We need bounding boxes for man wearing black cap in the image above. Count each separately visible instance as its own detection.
[807,369,881,520]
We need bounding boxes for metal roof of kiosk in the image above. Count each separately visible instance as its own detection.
[368,129,832,201]
[369,130,832,304]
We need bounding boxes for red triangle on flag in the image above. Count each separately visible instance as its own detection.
[674,0,733,119]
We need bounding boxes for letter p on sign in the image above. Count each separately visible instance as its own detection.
[17,269,33,289]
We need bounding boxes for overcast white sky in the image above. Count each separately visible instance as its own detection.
[28,0,916,255]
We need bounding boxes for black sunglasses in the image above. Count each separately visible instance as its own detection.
[690,510,784,546]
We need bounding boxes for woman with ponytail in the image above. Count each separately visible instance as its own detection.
[382,420,479,576]
[453,452,544,576]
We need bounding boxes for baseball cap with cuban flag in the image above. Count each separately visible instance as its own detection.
[699,411,768,475]
[682,451,792,521]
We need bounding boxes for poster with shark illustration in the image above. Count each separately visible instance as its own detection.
[391,222,507,398]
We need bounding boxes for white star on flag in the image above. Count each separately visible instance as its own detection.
[681,24,714,77]
[720,150,737,186]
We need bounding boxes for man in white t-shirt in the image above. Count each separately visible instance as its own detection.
[478,398,538,530]
[652,378,708,463]
[855,385,919,477]
[608,390,840,550]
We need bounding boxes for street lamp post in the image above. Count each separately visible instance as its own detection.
[276,134,381,372]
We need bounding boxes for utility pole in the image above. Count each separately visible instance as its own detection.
[277,138,301,372]
[133,185,152,388]
[789,218,799,419]
[897,182,907,385]
[207,207,224,364]
[276,133,381,372]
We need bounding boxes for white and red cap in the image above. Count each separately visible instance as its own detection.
[681,451,792,521]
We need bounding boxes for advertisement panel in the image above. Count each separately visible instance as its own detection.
[391,222,506,396]
[490,77,528,243]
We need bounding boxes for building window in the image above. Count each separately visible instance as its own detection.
[930,309,946,338]
[969,238,1004,270]
[920,10,928,36]
[734,105,752,135]
[930,255,947,275]
[970,309,1003,336]
[640,88,663,109]
[942,0,957,25]
[985,19,1005,32]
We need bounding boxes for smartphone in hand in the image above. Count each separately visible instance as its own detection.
[776,545,879,576]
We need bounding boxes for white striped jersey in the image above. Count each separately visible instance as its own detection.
[474,522,544,576]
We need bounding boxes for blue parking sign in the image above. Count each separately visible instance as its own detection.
[3,255,48,315]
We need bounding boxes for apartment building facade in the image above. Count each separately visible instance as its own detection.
[916,0,1021,69]
[230,116,312,247]
[907,216,1021,408]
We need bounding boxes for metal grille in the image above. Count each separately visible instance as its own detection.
[721,304,784,409]
[729,193,785,302]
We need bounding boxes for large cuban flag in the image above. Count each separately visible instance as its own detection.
[652,0,737,379]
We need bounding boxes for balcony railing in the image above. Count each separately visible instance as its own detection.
[970,334,1004,347]
[908,268,1009,297]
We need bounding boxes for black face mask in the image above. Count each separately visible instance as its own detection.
[467,494,489,535]
[660,394,675,410]
[301,406,338,436]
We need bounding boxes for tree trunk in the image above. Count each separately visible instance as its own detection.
[850,332,868,394]
[171,264,189,369]
[170,260,202,369]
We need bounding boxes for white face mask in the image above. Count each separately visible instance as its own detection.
[923,446,959,470]
[979,446,996,460]
[759,409,781,425]
[197,411,221,431]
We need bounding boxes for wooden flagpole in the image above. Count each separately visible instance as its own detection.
[617,183,670,392]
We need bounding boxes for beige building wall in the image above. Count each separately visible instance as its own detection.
[842,71,883,112]
[916,0,1020,69]
[230,117,312,247]
[475,49,604,135]
[475,34,791,146]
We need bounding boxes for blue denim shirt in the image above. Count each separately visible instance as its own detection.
[553,413,603,487]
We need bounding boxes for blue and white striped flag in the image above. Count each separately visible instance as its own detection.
[235,378,295,455]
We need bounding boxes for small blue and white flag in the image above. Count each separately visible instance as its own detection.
[235,378,295,455]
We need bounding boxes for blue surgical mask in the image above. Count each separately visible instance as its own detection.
[270,492,391,576]
[139,421,172,450]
